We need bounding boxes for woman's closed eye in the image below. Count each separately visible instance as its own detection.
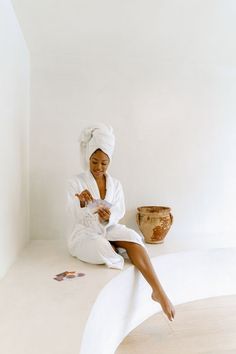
[91,161,108,166]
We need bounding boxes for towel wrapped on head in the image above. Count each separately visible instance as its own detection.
[79,123,115,170]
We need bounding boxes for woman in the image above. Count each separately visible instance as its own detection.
[67,124,175,321]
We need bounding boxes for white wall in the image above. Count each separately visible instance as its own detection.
[30,1,236,242]
[0,0,30,278]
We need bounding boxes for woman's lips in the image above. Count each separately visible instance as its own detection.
[94,171,103,175]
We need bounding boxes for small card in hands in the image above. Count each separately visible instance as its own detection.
[87,199,112,213]
[54,271,85,281]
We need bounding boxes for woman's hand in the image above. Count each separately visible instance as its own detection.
[98,207,111,223]
[75,189,93,207]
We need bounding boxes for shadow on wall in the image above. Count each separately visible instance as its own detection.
[121,209,140,233]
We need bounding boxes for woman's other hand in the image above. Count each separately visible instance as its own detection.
[75,189,93,207]
[98,207,111,223]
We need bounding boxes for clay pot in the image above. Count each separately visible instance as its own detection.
[136,206,173,244]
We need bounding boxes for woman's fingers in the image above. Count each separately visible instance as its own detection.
[75,189,94,203]
[83,190,93,201]
[99,207,110,216]
[102,207,110,215]
[98,207,110,221]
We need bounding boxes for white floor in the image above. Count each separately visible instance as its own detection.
[0,240,124,354]
[116,295,236,354]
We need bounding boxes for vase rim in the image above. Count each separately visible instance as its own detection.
[137,206,171,212]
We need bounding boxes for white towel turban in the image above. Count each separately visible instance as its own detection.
[79,123,115,169]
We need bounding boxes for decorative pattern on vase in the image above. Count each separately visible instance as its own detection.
[136,206,173,244]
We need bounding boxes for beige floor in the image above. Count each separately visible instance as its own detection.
[116,295,236,354]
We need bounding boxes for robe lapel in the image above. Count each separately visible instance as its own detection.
[104,173,115,204]
[84,170,100,199]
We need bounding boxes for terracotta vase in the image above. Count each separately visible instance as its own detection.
[136,206,173,244]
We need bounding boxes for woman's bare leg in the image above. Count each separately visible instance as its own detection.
[111,240,175,321]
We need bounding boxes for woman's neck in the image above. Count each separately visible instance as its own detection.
[95,174,105,184]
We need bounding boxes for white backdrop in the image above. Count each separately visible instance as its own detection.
[26,1,236,241]
[0,0,29,278]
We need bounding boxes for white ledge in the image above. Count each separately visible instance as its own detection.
[80,247,236,354]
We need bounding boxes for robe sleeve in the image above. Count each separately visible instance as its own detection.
[106,180,125,228]
[66,177,87,229]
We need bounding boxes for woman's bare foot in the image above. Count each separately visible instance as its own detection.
[152,291,175,321]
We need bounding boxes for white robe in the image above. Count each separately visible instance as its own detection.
[66,171,146,270]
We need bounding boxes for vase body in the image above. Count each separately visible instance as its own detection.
[136,206,173,244]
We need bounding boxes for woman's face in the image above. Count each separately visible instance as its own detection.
[89,149,110,179]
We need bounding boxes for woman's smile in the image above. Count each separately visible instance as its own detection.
[94,170,103,175]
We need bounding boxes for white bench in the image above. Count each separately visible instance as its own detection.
[0,238,236,354]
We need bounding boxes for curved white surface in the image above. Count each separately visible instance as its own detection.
[1,242,235,354]
[80,248,236,354]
